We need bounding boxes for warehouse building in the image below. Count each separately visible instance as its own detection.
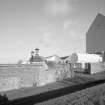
[86,13,105,55]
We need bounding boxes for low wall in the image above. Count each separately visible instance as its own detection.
[0,64,47,91]
[0,77,20,92]
[0,63,74,91]
[91,63,105,74]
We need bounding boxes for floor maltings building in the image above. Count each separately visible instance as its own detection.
[86,13,105,54]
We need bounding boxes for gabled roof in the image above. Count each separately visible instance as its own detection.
[46,55,61,62]
[87,13,105,33]
[60,56,69,60]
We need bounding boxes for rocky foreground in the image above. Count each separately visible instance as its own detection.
[36,82,105,105]
[0,71,105,105]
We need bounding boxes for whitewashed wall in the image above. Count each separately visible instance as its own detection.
[70,53,102,63]
[91,63,105,74]
[0,77,20,92]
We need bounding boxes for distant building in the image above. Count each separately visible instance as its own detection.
[86,13,105,54]
[29,48,45,63]
[45,55,62,63]
[60,56,69,63]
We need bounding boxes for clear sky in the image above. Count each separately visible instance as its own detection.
[0,0,105,63]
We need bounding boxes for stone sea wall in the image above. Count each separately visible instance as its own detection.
[0,62,73,92]
[0,63,47,91]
